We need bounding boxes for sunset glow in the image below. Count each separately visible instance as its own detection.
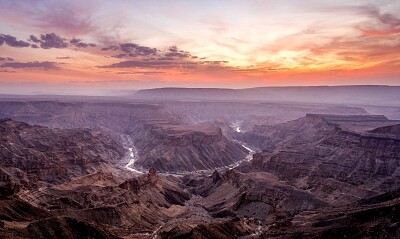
[0,0,399,94]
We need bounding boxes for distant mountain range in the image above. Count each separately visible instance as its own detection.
[133,85,400,106]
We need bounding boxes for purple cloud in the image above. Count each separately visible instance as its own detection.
[38,33,68,49]
[102,43,197,60]
[29,35,40,43]
[112,53,128,58]
[101,45,119,51]
[168,46,178,52]
[165,51,191,58]
[97,43,228,70]
[27,33,96,49]
[118,43,158,56]
[116,71,165,75]
[0,61,60,70]
[102,43,158,56]
[158,57,175,61]
[98,59,204,69]
[70,38,96,48]
[0,34,30,47]
[0,57,14,61]
[98,60,174,68]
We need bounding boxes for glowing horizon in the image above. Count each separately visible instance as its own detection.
[0,0,399,94]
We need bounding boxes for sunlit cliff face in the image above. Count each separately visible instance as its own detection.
[0,0,399,94]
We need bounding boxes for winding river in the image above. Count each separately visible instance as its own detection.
[123,123,256,175]
[124,146,144,174]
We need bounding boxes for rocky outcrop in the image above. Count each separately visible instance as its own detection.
[184,169,327,223]
[245,114,400,205]
[263,189,400,239]
[118,169,191,206]
[0,168,192,238]
[0,195,49,222]
[130,121,248,172]
[26,217,119,239]
[160,218,257,239]
[0,118,124,185]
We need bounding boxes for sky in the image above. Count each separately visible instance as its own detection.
[0,0,399,94]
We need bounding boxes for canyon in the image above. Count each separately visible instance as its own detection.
[0,86,399,238]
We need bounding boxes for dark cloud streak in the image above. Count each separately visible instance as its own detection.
[70,38,96,48]
[98,60,198,69]
[116,71,165,75]
[0,61,60,70]
[0,69,16,73]
[0,57,14,61]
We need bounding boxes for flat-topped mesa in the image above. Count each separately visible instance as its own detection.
[149,122,224,146]
[130,121,248,172]
[304,114,400,133]
[305,114,388,123]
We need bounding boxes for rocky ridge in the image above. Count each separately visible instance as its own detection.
[240,114,400,205]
